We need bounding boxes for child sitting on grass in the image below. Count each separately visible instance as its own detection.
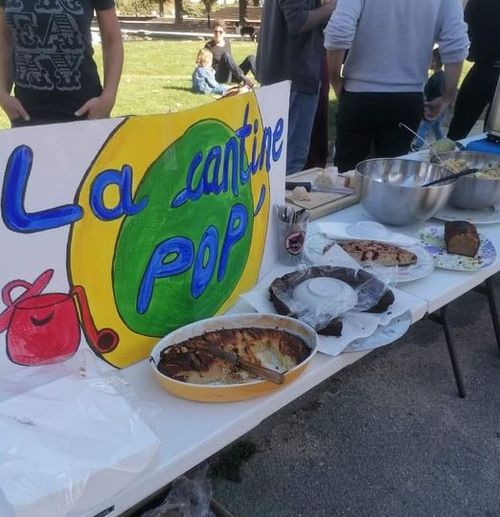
[192,49,228,96]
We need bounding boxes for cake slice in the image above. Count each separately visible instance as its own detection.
[444,221,480,257]
[336,240,418,267]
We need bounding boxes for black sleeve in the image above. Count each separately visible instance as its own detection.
[92,0,115,11]
[464,0,478,25]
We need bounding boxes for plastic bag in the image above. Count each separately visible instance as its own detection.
[0,348,161,517]
[268,262,395,334]
[142,468,215,517]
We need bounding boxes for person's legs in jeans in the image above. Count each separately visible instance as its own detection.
[334,92,374,173]
[239,55,256,77]
[287,88,320,174]
[431,114,444,141]
[413,119,430,150]
[374,93,423,157]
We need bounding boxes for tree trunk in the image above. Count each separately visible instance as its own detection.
[174,0,183,23]
[239,0,247,24]
[158,0,164,17]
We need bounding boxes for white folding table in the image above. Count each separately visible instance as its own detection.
[79,136,500,516]
[105,213,500,517]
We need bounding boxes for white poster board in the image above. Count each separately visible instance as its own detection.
[0,82,289,373]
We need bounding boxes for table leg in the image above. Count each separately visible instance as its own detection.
[428,306,466,398]
[485,277,500,357]
[473,277,500,357]
[440,306,466,398]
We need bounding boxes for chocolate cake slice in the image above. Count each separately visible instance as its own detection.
[444,221,480,258]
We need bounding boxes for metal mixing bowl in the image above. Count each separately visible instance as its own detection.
[433,151,500,210]
[355,158,455,226]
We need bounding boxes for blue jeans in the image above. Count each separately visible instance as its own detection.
[287,88,320,174]
[414,114,444,150]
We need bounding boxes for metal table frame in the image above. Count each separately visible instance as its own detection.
[428,274,500,399]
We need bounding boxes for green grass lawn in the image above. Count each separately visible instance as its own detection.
[0,40,258,129]
[0,39,472,132]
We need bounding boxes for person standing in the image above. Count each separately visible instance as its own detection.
[256,0,337,175]
[305,57,330,169]
[0,0,123,127]
[205,20,255,88]
[325,0,469,172]
[448,0,500,141]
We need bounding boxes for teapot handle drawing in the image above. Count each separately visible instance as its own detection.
[0,269,54,333]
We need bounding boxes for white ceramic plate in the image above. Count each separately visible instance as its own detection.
[343,311,412,353]
[316,312,379,356]
[419,225,497,271]
[305,233,435,283]
[434,205,500,225]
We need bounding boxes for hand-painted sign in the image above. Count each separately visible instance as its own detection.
[0,83,288,371]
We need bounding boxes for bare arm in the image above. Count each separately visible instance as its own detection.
[425,0,467,120]
[300,0,337,33]
[0,7,29,121]
[442,61,463,103]
[279,0,337,36]
[324,0,363,98]
[75,7,123,119]
[0,8,13,96]
[326,49,345,99]
[99,7,123,107]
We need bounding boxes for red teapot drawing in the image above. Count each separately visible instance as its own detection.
[0,269,119,366]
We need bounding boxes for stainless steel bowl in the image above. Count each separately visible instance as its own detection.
[433,151,500,210]
[356,158,455,226]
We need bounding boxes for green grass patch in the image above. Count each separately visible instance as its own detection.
[0,39,472,134]
[0,39,257,129]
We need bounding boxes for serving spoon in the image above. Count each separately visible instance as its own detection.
[399,122,447,165]
[422,168,479,187]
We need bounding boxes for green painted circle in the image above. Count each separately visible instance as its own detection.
[113,120,254,336]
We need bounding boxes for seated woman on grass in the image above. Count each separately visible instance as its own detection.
[205,20,256,88]
[192,49,229,95]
